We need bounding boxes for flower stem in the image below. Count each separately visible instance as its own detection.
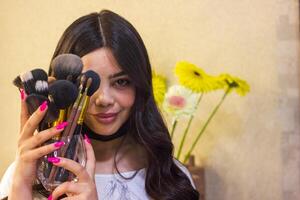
[183,89,229,164]
[170,119,178,139]
[176,93,203,160]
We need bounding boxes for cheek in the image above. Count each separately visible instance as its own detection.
[116,88,135,108]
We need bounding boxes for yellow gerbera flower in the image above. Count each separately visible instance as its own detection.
[174,61,220,93]
[152,71,167,105]
[218,74,250,96]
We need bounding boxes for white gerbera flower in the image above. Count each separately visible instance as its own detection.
[162,85,198,118]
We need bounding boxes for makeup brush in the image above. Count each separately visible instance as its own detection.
[66,71,100,163]
[62,70,100,138]
[32,80,78,132]
[59,75,86,139]
[50,54,83,83]
[47,79,78,153]
[39,101,59,131]
[54,78,92,182]
[43,80,78,180]
[48,80,78,110]
[25,94,59,131]
[25,94,49,116]
[71,70,100,136]
[12,75,23,90]
[46,76,86,184]
[56,71,100,181]
[20,68,48,95]
[58,70,100,144]
[48,80,79,130]
[83,70,101,97]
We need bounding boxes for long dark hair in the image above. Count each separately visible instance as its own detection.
[49,10,199,199]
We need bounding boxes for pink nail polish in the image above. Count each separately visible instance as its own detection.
[54,141,65,148]
[55,122,68,130]
[84,134,91,144]
[20,89,25,101]
[39,101,48,111]
[48,194,52,200]
[47,157,60,163]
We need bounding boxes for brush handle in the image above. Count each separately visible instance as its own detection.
[55,96,90,181]
[46,94,85,186]
[61,107,79,138]
[52,92,87,181]
[58,93,89,161]
[60,91,82,138]
[55,125,83,181]
[46,110,82,185]
[60,104,83,156]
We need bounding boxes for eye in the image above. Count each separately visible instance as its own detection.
[113,78,131,88]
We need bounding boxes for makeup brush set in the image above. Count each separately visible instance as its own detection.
[13,54,100,191]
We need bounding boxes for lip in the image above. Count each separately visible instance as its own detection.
[92,112,118,124]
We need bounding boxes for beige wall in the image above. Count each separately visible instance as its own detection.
[0,0,299,199]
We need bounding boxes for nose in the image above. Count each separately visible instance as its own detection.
[94,86,114,107]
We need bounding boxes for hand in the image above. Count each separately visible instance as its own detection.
[9,90,67,199]
[49,135,98,200]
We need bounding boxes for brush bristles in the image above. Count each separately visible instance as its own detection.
[25,94,49,115]
[35,80,48,96]
[21,71,35,94]
[13,75,23,89]
[48,80,79,109]
[83,70,101,96]
[25,94,59,127]
[31,68,48,81]
[21,71,34,82]
[51,54,83,82]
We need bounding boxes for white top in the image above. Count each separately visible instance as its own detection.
[0,159,195,199]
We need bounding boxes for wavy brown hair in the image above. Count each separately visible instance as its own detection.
[48,10,199,200]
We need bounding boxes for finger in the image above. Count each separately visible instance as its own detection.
[83,134,96,179]
[51,182,82,200]
[60,195,84,200]
[20,89,29,131]
[20,141,65,161]
[48,76,56,84]
[48,157,89,182]
[20,101,48,140]
[22,122,68,150]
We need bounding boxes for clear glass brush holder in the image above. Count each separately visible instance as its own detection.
[37,134,87,192]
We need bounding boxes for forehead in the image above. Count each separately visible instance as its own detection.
[81,48,122,76]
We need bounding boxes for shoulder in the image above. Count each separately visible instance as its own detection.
[172,158,196,189]
[0,162,16,199]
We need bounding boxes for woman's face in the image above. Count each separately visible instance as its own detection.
[82,48,135,135]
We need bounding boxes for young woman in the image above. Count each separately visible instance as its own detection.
[0,10,199,200]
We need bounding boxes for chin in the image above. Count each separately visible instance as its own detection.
[85,118,121,135]
[93,127,119,135]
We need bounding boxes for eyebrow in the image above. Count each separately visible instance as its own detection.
[109,71,127,79]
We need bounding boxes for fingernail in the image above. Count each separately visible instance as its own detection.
[55,122,68,130]
[47,157,60,164]
[84,134,91,144]
[48,194,52,200]
[20,89,25,101]
[39,101,48,111]
[54,141,65,148]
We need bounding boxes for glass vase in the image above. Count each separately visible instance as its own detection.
[36,134,87,191]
